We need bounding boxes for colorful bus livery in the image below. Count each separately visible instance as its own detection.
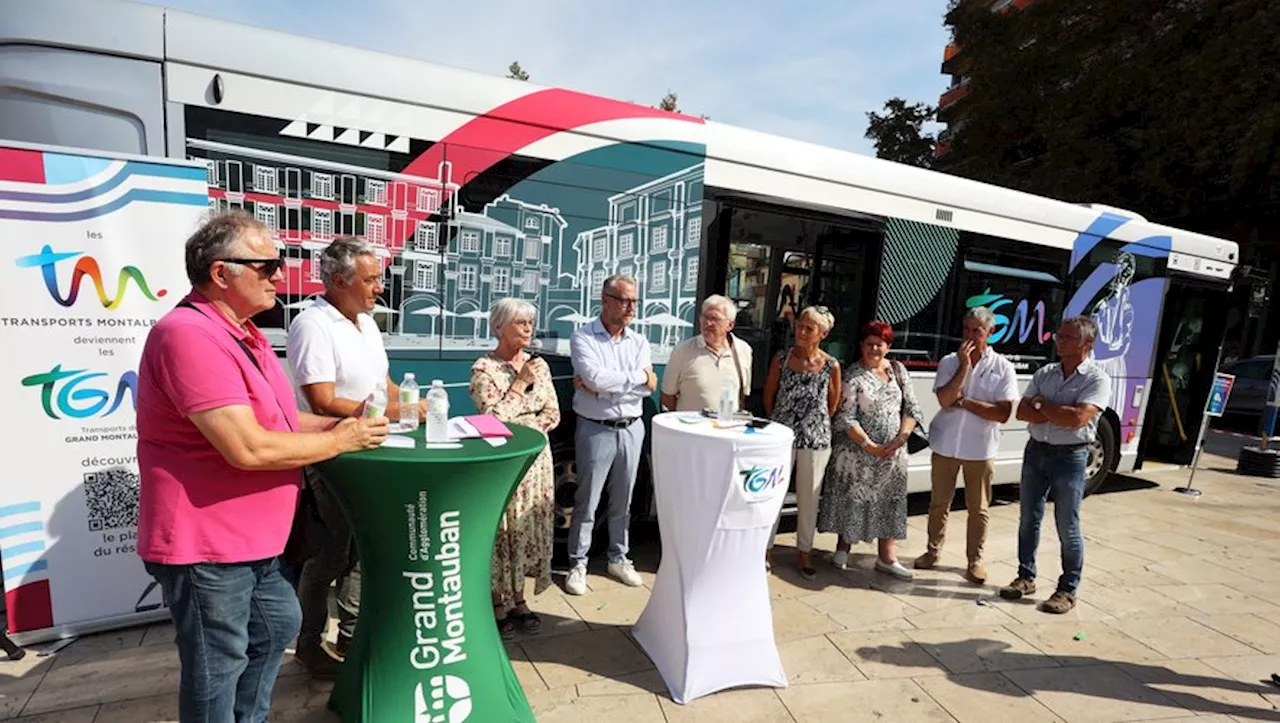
[0,0,1238,513]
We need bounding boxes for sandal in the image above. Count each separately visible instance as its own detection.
[494,603,517,640]
[797,551,817,580]
[509,604,542,634]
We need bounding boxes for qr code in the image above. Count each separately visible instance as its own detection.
[84,468,140,532]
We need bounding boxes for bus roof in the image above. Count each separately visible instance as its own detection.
[1,0,1238,273]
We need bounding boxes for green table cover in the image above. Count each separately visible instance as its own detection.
[316,423,546,723]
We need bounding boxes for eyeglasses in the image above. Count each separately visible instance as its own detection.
[221,257,285,276]
[605,293,638,307]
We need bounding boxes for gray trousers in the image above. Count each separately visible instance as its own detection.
[567,418,645,565]
[295,467,361,649]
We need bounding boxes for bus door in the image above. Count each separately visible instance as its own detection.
[1138,274,1231,466]
[706,199,883,415]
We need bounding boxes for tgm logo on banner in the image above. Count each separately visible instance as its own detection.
[739,464,786,501]
[414,676,472,723]
[21,365,138,419]
[15,245,168,310]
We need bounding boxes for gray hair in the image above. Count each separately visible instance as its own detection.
[319,236,377,289]
[963,306,997,331]
[798,305,835,333]
[700,294,736,320]
[602,273,637,296]
[185,210,265,286]
[1063,315,1099,344]
[490,297,537,337]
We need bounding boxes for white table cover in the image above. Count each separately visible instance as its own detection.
[632,412,795,705]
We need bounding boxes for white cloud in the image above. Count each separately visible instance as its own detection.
[144,0,951,155]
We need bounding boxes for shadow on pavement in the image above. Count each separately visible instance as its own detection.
[858,638,1280,721]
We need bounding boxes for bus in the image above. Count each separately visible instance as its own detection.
[1,0,1238,531]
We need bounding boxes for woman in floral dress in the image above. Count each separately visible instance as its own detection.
[470,297,560,638]
[818,320,923,581]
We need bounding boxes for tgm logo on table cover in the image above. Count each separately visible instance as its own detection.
[405,506,472,722]
[739,464,786,501]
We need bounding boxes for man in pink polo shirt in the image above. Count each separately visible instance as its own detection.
[136,211,388,723]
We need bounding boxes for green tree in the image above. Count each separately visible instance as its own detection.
[864,98,937,167]
[507,61,530,81]
[658,91,680,113]
[939,0,1280,225]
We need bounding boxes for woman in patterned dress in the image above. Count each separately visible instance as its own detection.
[818,320,923,581]
[764,306,842,579]
[470,297,560,638]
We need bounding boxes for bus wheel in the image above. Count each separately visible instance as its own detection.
[1085,415,1118,496]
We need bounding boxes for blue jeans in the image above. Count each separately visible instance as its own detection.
[1017,440,1088,594]
[568,418,645,565]
[145,557,302,723]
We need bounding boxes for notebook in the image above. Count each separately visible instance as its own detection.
[465,414,514,438]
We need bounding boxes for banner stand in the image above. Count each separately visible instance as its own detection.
[0,141,208,646]
[1176,369,1235,497]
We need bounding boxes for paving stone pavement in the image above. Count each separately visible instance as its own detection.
[4,454,1280,722]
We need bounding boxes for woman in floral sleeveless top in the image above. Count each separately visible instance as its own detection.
[764,306,842,579]
[469,298,560,639]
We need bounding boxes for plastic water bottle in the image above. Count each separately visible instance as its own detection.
[426,380,449,443]
[399,373,420,431]
[718,376,737,422]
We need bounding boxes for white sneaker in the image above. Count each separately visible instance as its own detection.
[607,559,643,587]
[832,550,849,569]
[565,563,589,596]
[876,559,914,581]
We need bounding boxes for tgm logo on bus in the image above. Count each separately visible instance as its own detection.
[740,464,786,499]
[15,245,167,310]
[966,289,1052,345]
[20,365,138,419]
[413,676,472,723]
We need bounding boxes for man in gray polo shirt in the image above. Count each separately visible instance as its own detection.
[1000,315,1111,614]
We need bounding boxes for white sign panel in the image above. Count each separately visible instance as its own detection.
[0,144,208,638]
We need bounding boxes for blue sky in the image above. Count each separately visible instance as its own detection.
[139,0,952,156]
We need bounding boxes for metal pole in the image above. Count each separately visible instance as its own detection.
[1175,341,1230,497]
[1176,411,1209,497]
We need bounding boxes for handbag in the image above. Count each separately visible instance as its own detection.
[890,362,930,455]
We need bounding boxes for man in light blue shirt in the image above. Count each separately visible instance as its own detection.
[565,274,656,595]
[1001,315,1112,615]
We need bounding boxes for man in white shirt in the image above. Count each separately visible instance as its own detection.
[565,274,656,596]
[914,306,1018,584]
[660,294,751,413]
[285,237,420,679]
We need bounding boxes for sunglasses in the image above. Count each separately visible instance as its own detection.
[221,256,285,276]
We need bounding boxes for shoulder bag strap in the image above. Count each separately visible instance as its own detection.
[175,300,296,431]
[727,334,747,403]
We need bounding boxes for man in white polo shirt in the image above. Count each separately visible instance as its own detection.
[914,306,1018,584]
[285,237,420,679]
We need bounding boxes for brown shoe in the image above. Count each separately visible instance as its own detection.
[295,642,342,681]
[999,577,1036,600]
[329,636,349,661]
[966,561,988,584]
[1040,590,1076,614]
[913,551,939,570]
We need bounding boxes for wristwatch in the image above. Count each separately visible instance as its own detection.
[954,396,966,409]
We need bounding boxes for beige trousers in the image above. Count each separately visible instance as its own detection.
[769,448,833,554]
[926,453,994,563]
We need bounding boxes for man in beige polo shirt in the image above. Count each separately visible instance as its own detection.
[661,295,752,412]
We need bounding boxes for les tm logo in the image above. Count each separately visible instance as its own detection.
[15,244,167,310]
